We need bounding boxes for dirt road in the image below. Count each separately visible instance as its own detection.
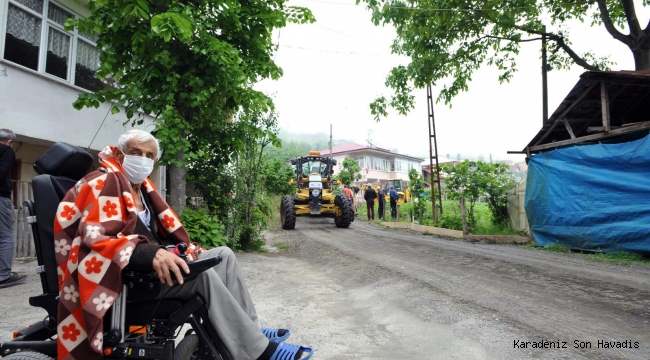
[2,217,649,359]
[251,217,650,360]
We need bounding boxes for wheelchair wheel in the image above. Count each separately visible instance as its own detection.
[175,334,200,360]
[2,352,54,360]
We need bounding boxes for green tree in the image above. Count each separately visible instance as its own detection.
[443,160,516,231]
[261,158,296,196]
[336,156,362,186]
[442,160,482,231]
[408,168,426,223]
[359,0,648,120]
[67,0,314,212]
[476,162,515,226]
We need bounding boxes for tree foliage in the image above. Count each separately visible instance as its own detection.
[261,158,296,196]
[358,0,650,120]
[442,160,515,230]
[66,0,314,211]
[335,156,363,186]
[408,168,426,220]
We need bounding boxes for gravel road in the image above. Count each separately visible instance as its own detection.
[2,216,649,359]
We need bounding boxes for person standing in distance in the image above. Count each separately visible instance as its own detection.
[0,129,26,289]
[364,183,377,221]
[389,186,399,218]
[377,187,386,220]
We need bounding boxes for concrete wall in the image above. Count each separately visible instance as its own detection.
[0,61,155,153]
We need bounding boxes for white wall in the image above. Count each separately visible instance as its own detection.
[0,61,155,151]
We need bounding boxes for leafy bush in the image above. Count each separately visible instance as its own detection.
[438,212,463,231]
[180,207,228,249]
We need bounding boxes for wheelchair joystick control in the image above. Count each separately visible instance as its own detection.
[176,243,188,261]
[104,328,122,347]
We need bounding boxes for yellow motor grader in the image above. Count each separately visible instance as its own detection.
[384,178,410,205]
[361,179,410,205]
[280,151,354,230]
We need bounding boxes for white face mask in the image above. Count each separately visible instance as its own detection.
[120,151,155,184]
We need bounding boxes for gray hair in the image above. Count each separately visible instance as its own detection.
[0,129,16,142]
[118,130,160,158]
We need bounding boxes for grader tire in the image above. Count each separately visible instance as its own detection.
[280,195,296,230]
[334,195,354,228]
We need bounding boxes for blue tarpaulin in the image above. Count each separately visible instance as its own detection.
[525,133,650,254]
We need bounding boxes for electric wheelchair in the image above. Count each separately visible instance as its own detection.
[0,142,232,360]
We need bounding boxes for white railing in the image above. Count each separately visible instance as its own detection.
[10,180,35,258]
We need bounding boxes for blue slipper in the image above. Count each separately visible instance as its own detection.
[269,342,313,360]
[261,327,291,342]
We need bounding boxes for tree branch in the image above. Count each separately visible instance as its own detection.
[621,0,642,37]
[547,33,601,71]
[595,0,633,46]
[481,34,543,42]
[511,25,601,71]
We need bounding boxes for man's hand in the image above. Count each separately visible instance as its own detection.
[152,249,190,286]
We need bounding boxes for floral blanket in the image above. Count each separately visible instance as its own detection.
[54,146,190,360]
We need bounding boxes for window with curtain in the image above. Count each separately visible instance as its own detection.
[3,0,104,91]
[4,4,42,70]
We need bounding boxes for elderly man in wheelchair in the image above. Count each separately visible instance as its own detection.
[0,130,312,360]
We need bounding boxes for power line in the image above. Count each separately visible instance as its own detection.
[301,0,593,12]
[280,44,386,56]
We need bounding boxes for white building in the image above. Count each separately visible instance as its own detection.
[0,0,165,205]
[318,143,424,189]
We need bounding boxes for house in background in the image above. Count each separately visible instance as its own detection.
[317,142,424,189]
[1,0,162,256]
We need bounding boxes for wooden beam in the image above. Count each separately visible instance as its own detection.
[529,121,650,152]
[587,126,621,132]
[563,119,576,139]
[601,82,611,132]
[534,82,598,146]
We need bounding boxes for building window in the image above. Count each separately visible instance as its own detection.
[3,0,104,91]
[356,156,365,169]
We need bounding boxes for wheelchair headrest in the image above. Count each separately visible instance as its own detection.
[33,142,94,181]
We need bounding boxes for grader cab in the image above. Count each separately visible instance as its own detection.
[385,178,410,205]
[280,152,354,230]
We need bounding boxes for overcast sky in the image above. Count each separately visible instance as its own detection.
[255,0,649,162]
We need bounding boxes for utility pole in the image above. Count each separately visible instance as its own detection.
[426,85,444,225]
[542,25,549,125]
[329,124,332,156]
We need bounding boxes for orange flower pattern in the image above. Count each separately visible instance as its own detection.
[61,205,77,221]
[124,196,134,209]
[94,179,104,191]
[62,323,81,342]
[69,246,79,265]
[102,200,118,218]
[84,257,104,275]
[162,214,175,229]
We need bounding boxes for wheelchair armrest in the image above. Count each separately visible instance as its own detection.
[123,256,222,285]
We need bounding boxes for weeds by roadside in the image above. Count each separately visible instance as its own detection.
[276,242,291,251]
[523,242,650,266]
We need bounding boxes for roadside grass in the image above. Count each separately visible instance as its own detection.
[364,200,521,236]
[276,242,291,251]
[269,195,282,229]
[523,242,650,265]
